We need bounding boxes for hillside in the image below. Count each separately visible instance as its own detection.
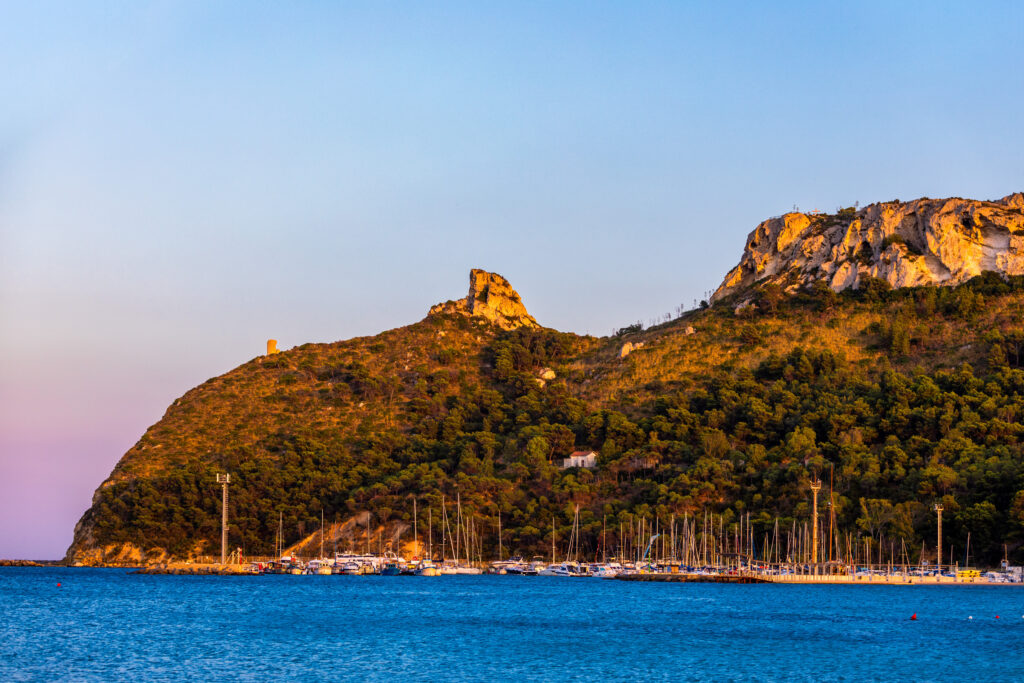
[67,195,1024,568]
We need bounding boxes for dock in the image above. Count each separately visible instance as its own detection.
[616,573,768,584]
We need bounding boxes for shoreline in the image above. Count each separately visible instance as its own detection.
[6,564,1018,584]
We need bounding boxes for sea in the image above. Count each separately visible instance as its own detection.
[2,568,1023,682]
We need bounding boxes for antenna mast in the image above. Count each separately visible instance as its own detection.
[809,478,822,569]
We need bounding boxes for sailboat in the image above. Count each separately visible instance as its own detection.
[415,505,440,576]
[539,506,588,576]
[314,510,333,574]
[440,493,481,574]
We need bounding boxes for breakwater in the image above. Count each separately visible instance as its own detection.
[615,573,767,583]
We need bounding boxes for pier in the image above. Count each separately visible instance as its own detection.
[616,573,767,584]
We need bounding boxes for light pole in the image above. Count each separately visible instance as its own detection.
[810,479,822,570]
[216,473,230,564]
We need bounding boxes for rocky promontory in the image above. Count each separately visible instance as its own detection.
[429,269,539,330]
[712,193,1024,301]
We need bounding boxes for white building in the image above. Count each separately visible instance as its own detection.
[561,450,598,469]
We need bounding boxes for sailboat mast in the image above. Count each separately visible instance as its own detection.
[497,509,503,561]
[551,516,556,564]
[413,497,418,558]
[456,492,463,563]
[828,465,835,564]
[572,505,579,563]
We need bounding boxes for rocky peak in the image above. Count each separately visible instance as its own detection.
[712,193,1024,302]
[429,269,539,330]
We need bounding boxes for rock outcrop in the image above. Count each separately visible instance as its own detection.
[429,269,539,330]
[619,341,644,358]
[712,193,1024,301]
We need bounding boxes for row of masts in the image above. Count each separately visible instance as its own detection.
[293,493,491,565]
[274,476,963,569]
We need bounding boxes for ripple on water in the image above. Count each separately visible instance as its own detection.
[3,569,1024,681]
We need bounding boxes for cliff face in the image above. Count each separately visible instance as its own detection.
[712,193,1024,301]
[429,268,539,330]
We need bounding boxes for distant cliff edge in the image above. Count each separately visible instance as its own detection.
[713,193,1024,302]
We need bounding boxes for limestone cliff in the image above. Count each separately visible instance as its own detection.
[712,193,1024,302]
[429,269,539,330]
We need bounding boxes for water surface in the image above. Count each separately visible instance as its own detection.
[3,568,1023,681]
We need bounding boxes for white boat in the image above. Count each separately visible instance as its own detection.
[591,562,622,579]
[524,558,546,575]
[305,559,333,575]
[415,559,441,577]
[501,556,530,574]
[538,562,588,577]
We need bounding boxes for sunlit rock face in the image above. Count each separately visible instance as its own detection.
[712,193,1024,302]
[429,269,539,330]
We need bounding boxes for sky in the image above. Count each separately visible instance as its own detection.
[1,1,1022,559]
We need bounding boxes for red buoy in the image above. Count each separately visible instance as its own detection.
[57,583,61,587]
[910,613,917,620]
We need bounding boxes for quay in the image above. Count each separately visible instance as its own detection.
[613,570,1019,585]
[616,573,767,584]
[132,563,257,576]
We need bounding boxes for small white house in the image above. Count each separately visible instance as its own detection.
[561,450,598,469]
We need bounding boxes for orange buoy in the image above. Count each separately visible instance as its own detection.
[910,613,917,620]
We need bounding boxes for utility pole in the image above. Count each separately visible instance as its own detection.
[934,504,944,570]
[216,473,230,564]
[810,478,822,570]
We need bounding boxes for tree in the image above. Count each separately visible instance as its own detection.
[758,284,784,313]
[857,498,896,542]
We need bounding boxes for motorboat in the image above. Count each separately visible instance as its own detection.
[538,562,588,577]
[591,562,622,579]
[415,559,441,576]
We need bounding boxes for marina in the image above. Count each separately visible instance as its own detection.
[135,552,1024,585]
[157,487,1024,585]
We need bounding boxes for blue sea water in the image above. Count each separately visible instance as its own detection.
[2,568,1024,681]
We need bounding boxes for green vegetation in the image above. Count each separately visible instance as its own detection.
[74,274,1024,566]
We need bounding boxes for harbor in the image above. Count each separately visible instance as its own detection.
[149,480,1024,585]
[134,555,1024,584]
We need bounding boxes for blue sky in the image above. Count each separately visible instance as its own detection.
[1,1,1021,558]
